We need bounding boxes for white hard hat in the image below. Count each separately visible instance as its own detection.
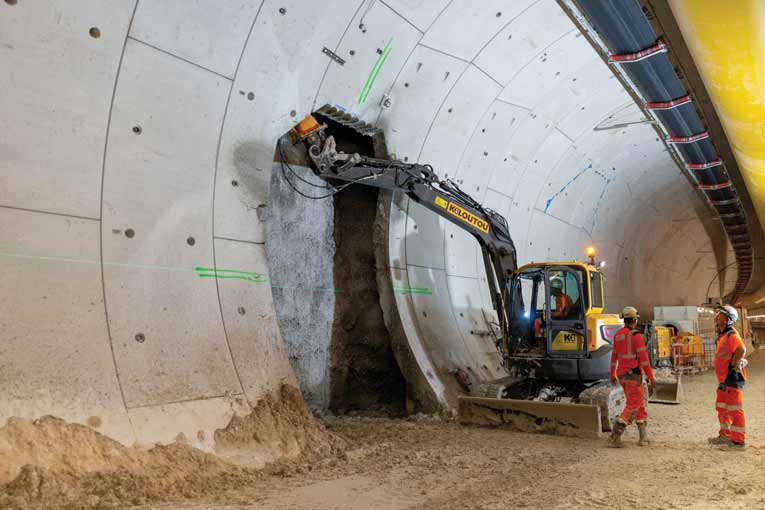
[621,306,639,320]
[715,304,738,324]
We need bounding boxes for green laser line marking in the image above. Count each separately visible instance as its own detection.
[393,286,433,295]
[197,274,268,283]
[0,250,396,295]
[0,250,194,272]
[358,38,392,105]
[195,267,266,277]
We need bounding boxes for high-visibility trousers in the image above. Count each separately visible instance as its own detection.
[617,377,647,424]
[716,386,746,443]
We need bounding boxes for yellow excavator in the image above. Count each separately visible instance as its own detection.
[283,106,626,437]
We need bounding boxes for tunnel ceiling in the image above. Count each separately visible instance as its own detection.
[0,0,735,447]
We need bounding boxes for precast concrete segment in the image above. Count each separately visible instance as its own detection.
[0,208,135,445]
[214,0,359,244]
[0,0,136,218]
[102,39,241,409]
[0,0,725,450]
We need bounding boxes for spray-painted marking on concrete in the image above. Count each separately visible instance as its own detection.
[358,38,392,105]
[589,168,614,233]
[543,164,613,234]
[544,163,593,213]
[195,266,267,283]
[393,286,433,295]
[0,250,342,293]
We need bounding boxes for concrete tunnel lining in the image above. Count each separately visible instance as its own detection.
[0,0,736,465]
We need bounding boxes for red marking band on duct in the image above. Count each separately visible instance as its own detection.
[669,131,709,144]
[687,159,723,170]
[698,181,732,191]
[609,41,667,63]
[646,95,691,110]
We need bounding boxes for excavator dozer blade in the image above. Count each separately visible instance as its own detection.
[458,396,602,439]
[649,374,682,404]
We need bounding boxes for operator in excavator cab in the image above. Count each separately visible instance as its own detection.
[550,277,574,319]
[708,304,747,450]
[608,306,656,447]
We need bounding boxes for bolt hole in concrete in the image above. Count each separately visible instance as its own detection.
[88,27,100,38]
[290,110,297,117]
[247,92,254,101]
[134,333,145,343]
[187,237,195,246]
[231,179,239,187]
[132,125,142,134]
[124,228,135,239]
[278,7,286,14]
[349,50,355,56]
[237,307,246,315]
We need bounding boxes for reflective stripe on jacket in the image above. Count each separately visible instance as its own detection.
[714,328,747,385]
[610,327,655,382]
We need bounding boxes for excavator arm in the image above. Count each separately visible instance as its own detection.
[288,108,517,356]
[283,106,620,438]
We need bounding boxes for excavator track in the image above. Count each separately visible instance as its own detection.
[578,381,626,432]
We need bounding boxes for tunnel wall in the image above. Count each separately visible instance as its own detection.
[0,0,721,446]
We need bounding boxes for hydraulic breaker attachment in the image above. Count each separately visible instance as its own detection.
[458,396,603,439]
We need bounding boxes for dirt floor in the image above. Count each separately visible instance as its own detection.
[4,357,765,509]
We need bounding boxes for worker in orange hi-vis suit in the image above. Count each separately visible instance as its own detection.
[708,304,748,450]
[608,306,656,447]
[550,278,573,319]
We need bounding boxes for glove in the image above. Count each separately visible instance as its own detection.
[736,358,749,372]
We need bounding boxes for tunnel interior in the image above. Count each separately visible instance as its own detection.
[0,1,757,506]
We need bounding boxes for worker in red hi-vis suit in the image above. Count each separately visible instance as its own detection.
[608,306,656,447]
[708,304,747,450]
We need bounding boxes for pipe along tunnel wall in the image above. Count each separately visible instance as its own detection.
[0,0,730,470]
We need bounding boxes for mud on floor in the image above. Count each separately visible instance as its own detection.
[0,385,344,510]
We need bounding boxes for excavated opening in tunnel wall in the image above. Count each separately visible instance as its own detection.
[329,187,406,415]
[267,133,406,415]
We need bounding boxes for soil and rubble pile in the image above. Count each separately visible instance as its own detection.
[0,385,343,510]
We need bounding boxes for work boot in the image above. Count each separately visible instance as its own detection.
[708,435,733,446]
[637,422,649,446]
[608,421,626,448]
[721,441,746,451]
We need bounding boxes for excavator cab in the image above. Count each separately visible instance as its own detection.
[508,262,616,380]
